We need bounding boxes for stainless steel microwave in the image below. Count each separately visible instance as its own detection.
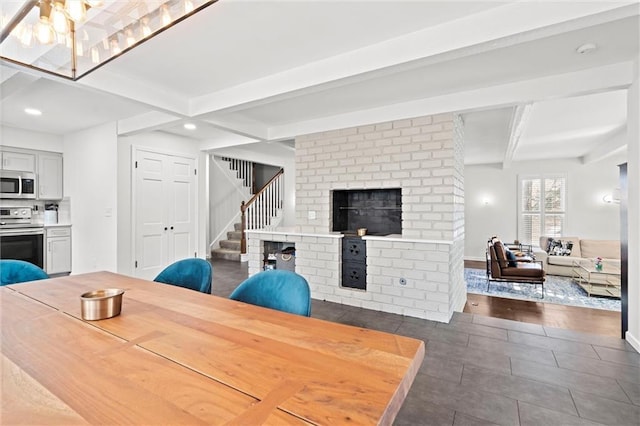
[0,171,37,199]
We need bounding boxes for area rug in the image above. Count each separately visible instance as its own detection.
[465,268,621,312]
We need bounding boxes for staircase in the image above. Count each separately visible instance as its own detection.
[211,223,243,261]
[210,156,284,262]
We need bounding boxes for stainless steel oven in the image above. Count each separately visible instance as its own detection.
[0,171,37,199]
[0,207,44,269]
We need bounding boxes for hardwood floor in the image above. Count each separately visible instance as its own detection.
[463,260,621,338]
[463,294,621,337]
[211,258,622,338]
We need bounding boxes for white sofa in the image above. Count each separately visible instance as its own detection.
[533,236,620,281]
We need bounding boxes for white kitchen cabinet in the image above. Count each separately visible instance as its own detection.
[46,226,71,275]
[1,150,36,172]
[38,152,63,200]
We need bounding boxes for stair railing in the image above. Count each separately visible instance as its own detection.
[240,169,284,253]
[221,157,254,192]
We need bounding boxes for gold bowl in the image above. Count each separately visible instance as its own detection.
[80,289,125,320]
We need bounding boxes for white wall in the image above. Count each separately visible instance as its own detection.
[626,59,639,351]
[64,122,118,273]
[117,131,204,275]
[254,163,282,188]
[209,156,248,249]
[465,157,622,260]
[209,142,296,227]
[1,126,64,152]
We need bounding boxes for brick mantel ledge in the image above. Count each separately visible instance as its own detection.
[245,228,343,239]
[246,228,453,245]
[362,235,453,245]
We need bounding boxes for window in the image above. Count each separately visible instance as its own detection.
[518,175,566,245]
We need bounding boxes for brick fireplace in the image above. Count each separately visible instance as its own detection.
[247,112,465,322]
[332,188,402,235]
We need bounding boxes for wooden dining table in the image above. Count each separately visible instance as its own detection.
[1,271,424,425]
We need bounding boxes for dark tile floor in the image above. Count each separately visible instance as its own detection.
[210,259,640,426]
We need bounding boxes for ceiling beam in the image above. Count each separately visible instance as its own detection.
[188,3,638,117]
[581,125,628,164]
[117,111,183,136]
[503,103,533,169]
[80,70,190,116]
[198,115,269,141]
[116,103,269,140]
[267,62,633,140]
[0,72,39,101]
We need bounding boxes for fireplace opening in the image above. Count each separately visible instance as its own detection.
[332,188,402,236]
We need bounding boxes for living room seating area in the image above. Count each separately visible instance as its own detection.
[486,238,546,298]
[533,236,621,280]
[482,236,622,302]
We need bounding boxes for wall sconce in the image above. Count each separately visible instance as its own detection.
[603,188,621,204]
[602,194,620,204]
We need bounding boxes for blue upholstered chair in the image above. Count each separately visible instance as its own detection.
[0,259,49,286]
[153,258,213,294]
[229,270,311,316]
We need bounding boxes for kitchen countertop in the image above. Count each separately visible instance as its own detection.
[43,223,72,228]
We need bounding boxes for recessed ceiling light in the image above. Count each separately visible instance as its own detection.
[575,43,597,55]
[183,123,197,130]
[24,108,42,116]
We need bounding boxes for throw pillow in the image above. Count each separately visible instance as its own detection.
[505,249,518,267]
[560,241,573,256]
[548,239,573,256]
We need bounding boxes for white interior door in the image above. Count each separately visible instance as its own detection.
[134,148,196,279]
[167,156,196,262]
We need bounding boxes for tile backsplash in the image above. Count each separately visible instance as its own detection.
[0,197,71,224]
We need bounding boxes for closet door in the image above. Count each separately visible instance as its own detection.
[134,148,196,279]
[166,155,196,263]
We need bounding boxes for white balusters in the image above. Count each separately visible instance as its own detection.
[244,172,283,231]
[222,157,253,192]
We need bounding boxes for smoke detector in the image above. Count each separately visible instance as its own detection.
[576,43,598,55]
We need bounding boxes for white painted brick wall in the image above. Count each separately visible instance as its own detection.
[296,113,458,239]
[449,114,467,315]
[247,113,466,322]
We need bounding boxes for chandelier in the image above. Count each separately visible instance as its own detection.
[0,0,216,80]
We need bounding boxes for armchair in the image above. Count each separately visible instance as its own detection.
[229,270,311,316]
[0,259,48,285]
[486,239,546,298]
[153,258,213,294]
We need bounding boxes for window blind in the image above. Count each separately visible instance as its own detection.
[518,175,566,245]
